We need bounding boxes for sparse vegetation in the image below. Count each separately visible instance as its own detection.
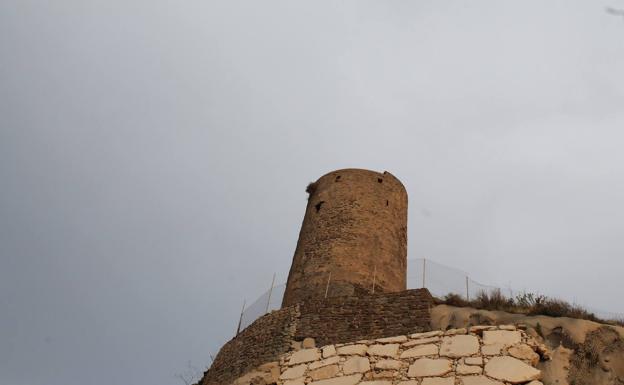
[305,182,317,197]
[439,289,624,327]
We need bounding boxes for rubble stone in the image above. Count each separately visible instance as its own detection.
[484,356,541,384]
[367,344,400,358]
[408,358,453,377]
[343,356,371,374]
[289,348,321,365]
[422,377,455,385]
[400,344,439,358]
[440,335,480,357]
[482,330,521,347]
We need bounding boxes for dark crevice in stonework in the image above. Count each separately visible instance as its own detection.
[315,201,324,212]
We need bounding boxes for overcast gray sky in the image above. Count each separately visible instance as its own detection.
[2,1,624,385]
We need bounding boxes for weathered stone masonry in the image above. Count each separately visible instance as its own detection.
[226,323,550,385]
[296,290,433,347]
[282,169,408,307]
[201,289,433,385]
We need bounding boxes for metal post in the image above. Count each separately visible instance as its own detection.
[372,265,377,294]
[265,273,276,314]
[324,271,332,299]
[236,299,246,335]
[422,258,426,288]
[466,276,469,301]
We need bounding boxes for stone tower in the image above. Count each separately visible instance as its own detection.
[281,168,408,307]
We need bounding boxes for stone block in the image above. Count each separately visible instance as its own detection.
[422,378,455,385]
[367,344,399,358]
[289,348,321,365]
[303,337,316,348]
[457,364,482,375]
[376,335,408,343]
[374,359,402,370]
[400,344,439,358]
[310,374,362,385]
[337,344,368,356]
[508,344,539,366]
[482,330,521,347]
[464,357,483,366]
[309,356,340,370]
[322,345,337,358]
[280,364,308,380]
[481,343,504,356]
[459,375,504,385]
[484,356,541,384]
[309,364,339,380]
[403,336,441,347]
[343,356,371,374]
[410,330,443,339]
[407,358,453,377]
[439,335,479,357]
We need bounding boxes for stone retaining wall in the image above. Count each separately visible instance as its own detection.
[200,289,433,385]
[228,324,550,385]
[204,305,299,385]
[297,289,433,346]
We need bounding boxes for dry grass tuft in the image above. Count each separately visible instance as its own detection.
[438,290,623,326]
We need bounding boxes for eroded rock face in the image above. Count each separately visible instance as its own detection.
[567,326,624,385]
[431,304,624,385]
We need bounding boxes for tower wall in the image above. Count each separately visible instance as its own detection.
[282,168,408,307]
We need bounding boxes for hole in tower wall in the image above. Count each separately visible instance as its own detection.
[315,201,325,212]
[335,175,341,181]
[377,178,383,183]
[386,200,389,206]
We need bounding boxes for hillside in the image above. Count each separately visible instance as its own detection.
[432,305,624,385]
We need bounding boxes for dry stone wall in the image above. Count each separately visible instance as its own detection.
[227,324,551,385]
[201,289,433,385]
[296,289,433,346]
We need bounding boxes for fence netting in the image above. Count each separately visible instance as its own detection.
[239,283,286,331]
[237,258,622,333]
[407,258,503,300]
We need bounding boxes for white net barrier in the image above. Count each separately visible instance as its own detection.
[239,283,286,331]
[237,258,623,333]
[406,258,500,299]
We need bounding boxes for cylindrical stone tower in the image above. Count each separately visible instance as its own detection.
[282,168,408,307]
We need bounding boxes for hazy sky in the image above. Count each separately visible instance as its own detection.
[2,1,624,385]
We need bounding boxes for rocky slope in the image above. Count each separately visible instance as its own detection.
[431,305,624,385]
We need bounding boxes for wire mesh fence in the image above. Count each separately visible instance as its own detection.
[238,283,286,332]
[236,258,623,333]
[407,258,503,300]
